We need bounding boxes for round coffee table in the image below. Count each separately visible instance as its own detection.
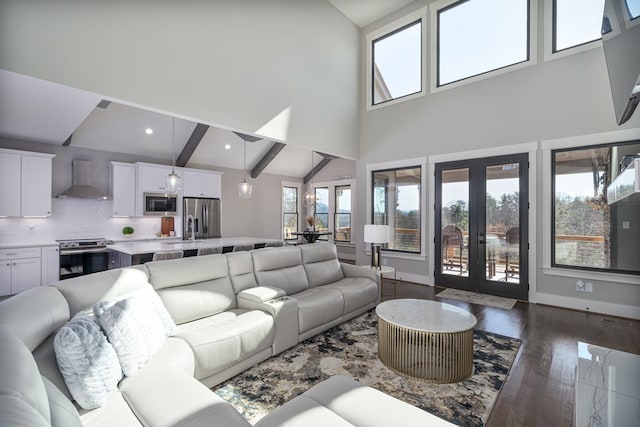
[376,299,477,383]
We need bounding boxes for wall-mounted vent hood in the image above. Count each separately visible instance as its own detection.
[607,157,640,205]
[58,160,109,200]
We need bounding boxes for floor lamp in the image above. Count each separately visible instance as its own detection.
[364,224,390,269]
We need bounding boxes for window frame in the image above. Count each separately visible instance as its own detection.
[551,140,640,276]
[366,158,427,258]
[281,182,301,240]
[541,128,640,284]
[313,186,330,241]
[430,0,538,93]
[366,7,428,111]
[334,185,352,243]
[543,0,604,62]
[308,179,356,245]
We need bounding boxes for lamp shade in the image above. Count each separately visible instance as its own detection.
[364,224,390,244]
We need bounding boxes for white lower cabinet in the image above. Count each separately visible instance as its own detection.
[41,245,60,285]
[0,247,42,296]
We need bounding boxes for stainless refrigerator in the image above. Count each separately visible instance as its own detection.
[183,197,221,239]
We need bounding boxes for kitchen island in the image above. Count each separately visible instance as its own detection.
[107,236,284,268]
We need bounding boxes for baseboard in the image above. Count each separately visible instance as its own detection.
[395,271,430,285]
[533,292,640,320]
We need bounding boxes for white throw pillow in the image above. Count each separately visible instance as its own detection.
[93,285,175,376]
[53,312,123,410]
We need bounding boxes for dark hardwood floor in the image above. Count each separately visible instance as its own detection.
[380,279,640,427]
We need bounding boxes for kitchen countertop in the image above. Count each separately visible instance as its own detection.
[0,241,59,249]
[107,237,284,255]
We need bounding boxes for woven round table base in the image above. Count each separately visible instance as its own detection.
[378,317,474,383]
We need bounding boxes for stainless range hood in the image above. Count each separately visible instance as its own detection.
[58,160,109,199]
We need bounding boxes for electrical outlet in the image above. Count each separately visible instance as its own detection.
[576,280,585,291]
[584,282,593,292]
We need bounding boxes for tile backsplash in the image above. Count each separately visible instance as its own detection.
[0,198,181,245]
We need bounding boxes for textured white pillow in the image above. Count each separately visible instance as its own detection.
[93,285,175,376]
[53,312,122,409]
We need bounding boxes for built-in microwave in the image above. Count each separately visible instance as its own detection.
[143,193,178,215]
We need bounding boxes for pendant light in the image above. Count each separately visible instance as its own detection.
[165,117,181,194]
[303,151,316,209]
[238,139,252,198]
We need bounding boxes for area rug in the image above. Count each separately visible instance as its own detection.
[436,288,517,310]
[213,310,521,426]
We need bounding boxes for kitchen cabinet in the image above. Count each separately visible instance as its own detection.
[111,162,136,217]
[182,169,222,198]
[0,247,42,296]
[137,163,177,193]
[0,149,54,217]
[41,245,60,285]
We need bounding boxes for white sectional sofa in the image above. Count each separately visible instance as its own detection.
[0,242,454,426]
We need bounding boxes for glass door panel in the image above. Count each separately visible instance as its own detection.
[436,154,528,300]
[440,168,469,277]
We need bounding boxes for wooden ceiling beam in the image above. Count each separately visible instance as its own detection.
[251,142,285,178]
[176,123,209,167]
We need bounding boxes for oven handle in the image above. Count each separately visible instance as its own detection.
[60,248,109,255]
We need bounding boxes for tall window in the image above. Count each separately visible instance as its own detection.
[314,187,329,240]
[372,166,421,253]
[437,0,529,86]
[552,141,640,274]
[282,186,298,239]
[334,185,351,242]
[371,19,423,105]
[553,0,605,52]
[627,0,640,20]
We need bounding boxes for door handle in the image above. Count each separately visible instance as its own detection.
[478,232,485,244]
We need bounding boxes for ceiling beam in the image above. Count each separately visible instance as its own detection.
[232,131,262,143]
[251,142,285,178]
[303,154,334,184]
[176,123,209,167]
[62,135,72,146]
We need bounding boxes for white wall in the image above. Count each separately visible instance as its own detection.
[0,0,360,159]
[355,0,640,318]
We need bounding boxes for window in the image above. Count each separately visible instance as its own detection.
[552,141,640,275]
[334,185,351,242]
[282,185,298,239]
[628,0,640,19]
[372,20,422,105]
[372,166,422,253]
[314,187,329,240]
[553,0,605,52]
[437,0,529,86]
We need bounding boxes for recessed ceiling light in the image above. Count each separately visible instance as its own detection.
[224,144,231,150]
[145,128,154,135]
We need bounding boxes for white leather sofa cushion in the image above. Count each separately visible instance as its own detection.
[294,288,344,334]
[0,286,69,351]
[55,267,148,315]
[299,243,345,287]
[178,309,275,379]
[0,327,52,424]
[252,246,310,295]
[78,391,143,426]
[147,255,228,289]
[120,369,250,427]
[324,277,379,314]
[42,377,82,427]
[147,256,237,324]
[256,375,458,427]
[0,396,51,427]
[227,251,258,293]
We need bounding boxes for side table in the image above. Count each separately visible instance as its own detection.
[359,265,396,298]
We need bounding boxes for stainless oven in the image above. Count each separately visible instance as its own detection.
[144,193,178,215]
[57,238,112,280]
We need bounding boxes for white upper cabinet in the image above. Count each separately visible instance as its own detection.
[182,169,222,198]
[0,149,54,217]
[111,162,136,217]
[137,163,173,193]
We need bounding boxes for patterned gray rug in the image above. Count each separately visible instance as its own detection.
[213,310,521,426]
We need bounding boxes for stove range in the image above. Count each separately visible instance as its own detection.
[56,238,113,280]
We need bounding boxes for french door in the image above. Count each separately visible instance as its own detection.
[435,154,528,300]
